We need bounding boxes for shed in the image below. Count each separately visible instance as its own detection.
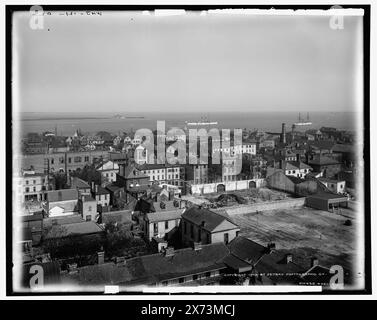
[306,193,348,212]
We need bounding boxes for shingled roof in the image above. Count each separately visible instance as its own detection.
[182,206,239,232]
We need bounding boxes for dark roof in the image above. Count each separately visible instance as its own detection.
[71,177,91,189]
[227,236,266,265]
[308,140,336,150]
[332,144,354,153]
[182,207,239,232]
[65,242,229,286]
[121,165,149,180]
[146,210,183,223]
[307,192,348,201]
[132,242,229,284]
[45,221,104,239]
[21,212,43,222]
[308,155,341,166]
[43,214,84,227]
[105,184,121,193]
[286,175,306,184]
[94,186,110,195]
[255,251,305,283]
[80,195,96,202]
[47,189,78,202]
[102,210,133,224]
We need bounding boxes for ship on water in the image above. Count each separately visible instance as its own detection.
[294,112,312,126]
[113,114,144,119]
[185,115,218,126]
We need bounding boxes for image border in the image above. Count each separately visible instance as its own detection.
[5,3,371,296]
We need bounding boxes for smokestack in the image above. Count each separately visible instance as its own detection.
[280,123,286,144]
[285,253,293,264]
[311,257,319,267]
[97,251,105,265]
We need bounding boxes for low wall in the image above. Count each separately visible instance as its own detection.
[191,179,266,195]
[216,198,306,216]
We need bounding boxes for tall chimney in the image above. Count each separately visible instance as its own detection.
[296,154,300,163]
[280,123,286,144]
[97,251,105,265]
[311,257,319,267]
[285,253,293,264]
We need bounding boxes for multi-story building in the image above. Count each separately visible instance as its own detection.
[138,164,186,188]
[15,150,109,174]
[143,210,183,241]
[15,171,50,202]
[95,160,119,184]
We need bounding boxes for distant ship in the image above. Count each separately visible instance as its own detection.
[185,115,218,126]
[294,112,312,126]
[113,114,144,119]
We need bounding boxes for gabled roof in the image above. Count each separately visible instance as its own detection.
[45,221,104,239]
[122,165,149,180]
[71,177,91,189]
[182,207,239,232]
[227,236,266,265]
[146,210,183,223]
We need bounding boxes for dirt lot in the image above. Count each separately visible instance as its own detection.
[231,207,362,282]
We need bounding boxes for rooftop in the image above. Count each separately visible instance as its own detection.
[146,210,183,223]
[47,189,78,202]
[182,206,239,233]
[45,221,104,239]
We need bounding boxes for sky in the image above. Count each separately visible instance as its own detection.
[13,10,364,113]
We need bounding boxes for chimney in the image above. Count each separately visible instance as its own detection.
[285,253,293,264]
[67,263,78,274]
[311,257,319,267]
[193,242,202,251]
[267,242,276,253]
[296,154,300,163]
[95,185,98,193]
[280,123,286,144]
[81,195,85,202]
[279,160,284,170]
[91,181,95,191]
[164,246,175,257]
[97,251,105,265]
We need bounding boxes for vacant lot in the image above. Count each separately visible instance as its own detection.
[231,207,361,282]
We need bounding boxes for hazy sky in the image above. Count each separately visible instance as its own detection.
[13,11,363,113]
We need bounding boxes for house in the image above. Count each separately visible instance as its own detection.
[308,155,342,178]
[70,177,91,195]
[45,189,79,217]
[318,177,346,194]
[306,192,349,212]
[63,242,229,287]
[96,160,119,183]
[91,185,110,207]
[116,164,150,190]
[138,163,186,188]
[266,171,321,196]
[181,206,240,247]
[16,171,50,202]
[272,158,312,179]
[144,209,183,241]
[78,195,98,222]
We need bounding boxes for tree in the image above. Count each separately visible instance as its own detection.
[71,164,101,185]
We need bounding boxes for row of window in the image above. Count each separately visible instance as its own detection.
[160,271,214,286]
[50,156,90,164]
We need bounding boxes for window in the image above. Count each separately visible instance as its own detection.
[178,277,185,284]
[33,180,36,184]
[165,221,169,229]
[205,272,211,278]
[26,180,29,185]
[25,187,29,193]
[74,156,82,163]
[224,233,229,244]
[193,275,198,281]
[84,156,89,162]
[86,215,92,221]
[68,157,72,163]
[175,219,179,227]
[51,158,54,164]
[33,187,36,192]
[153,223,158,235]
[236,231,240,237]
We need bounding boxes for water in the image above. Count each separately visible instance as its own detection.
[17,111,358,137]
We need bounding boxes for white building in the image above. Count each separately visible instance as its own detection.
[96,160,119,183]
